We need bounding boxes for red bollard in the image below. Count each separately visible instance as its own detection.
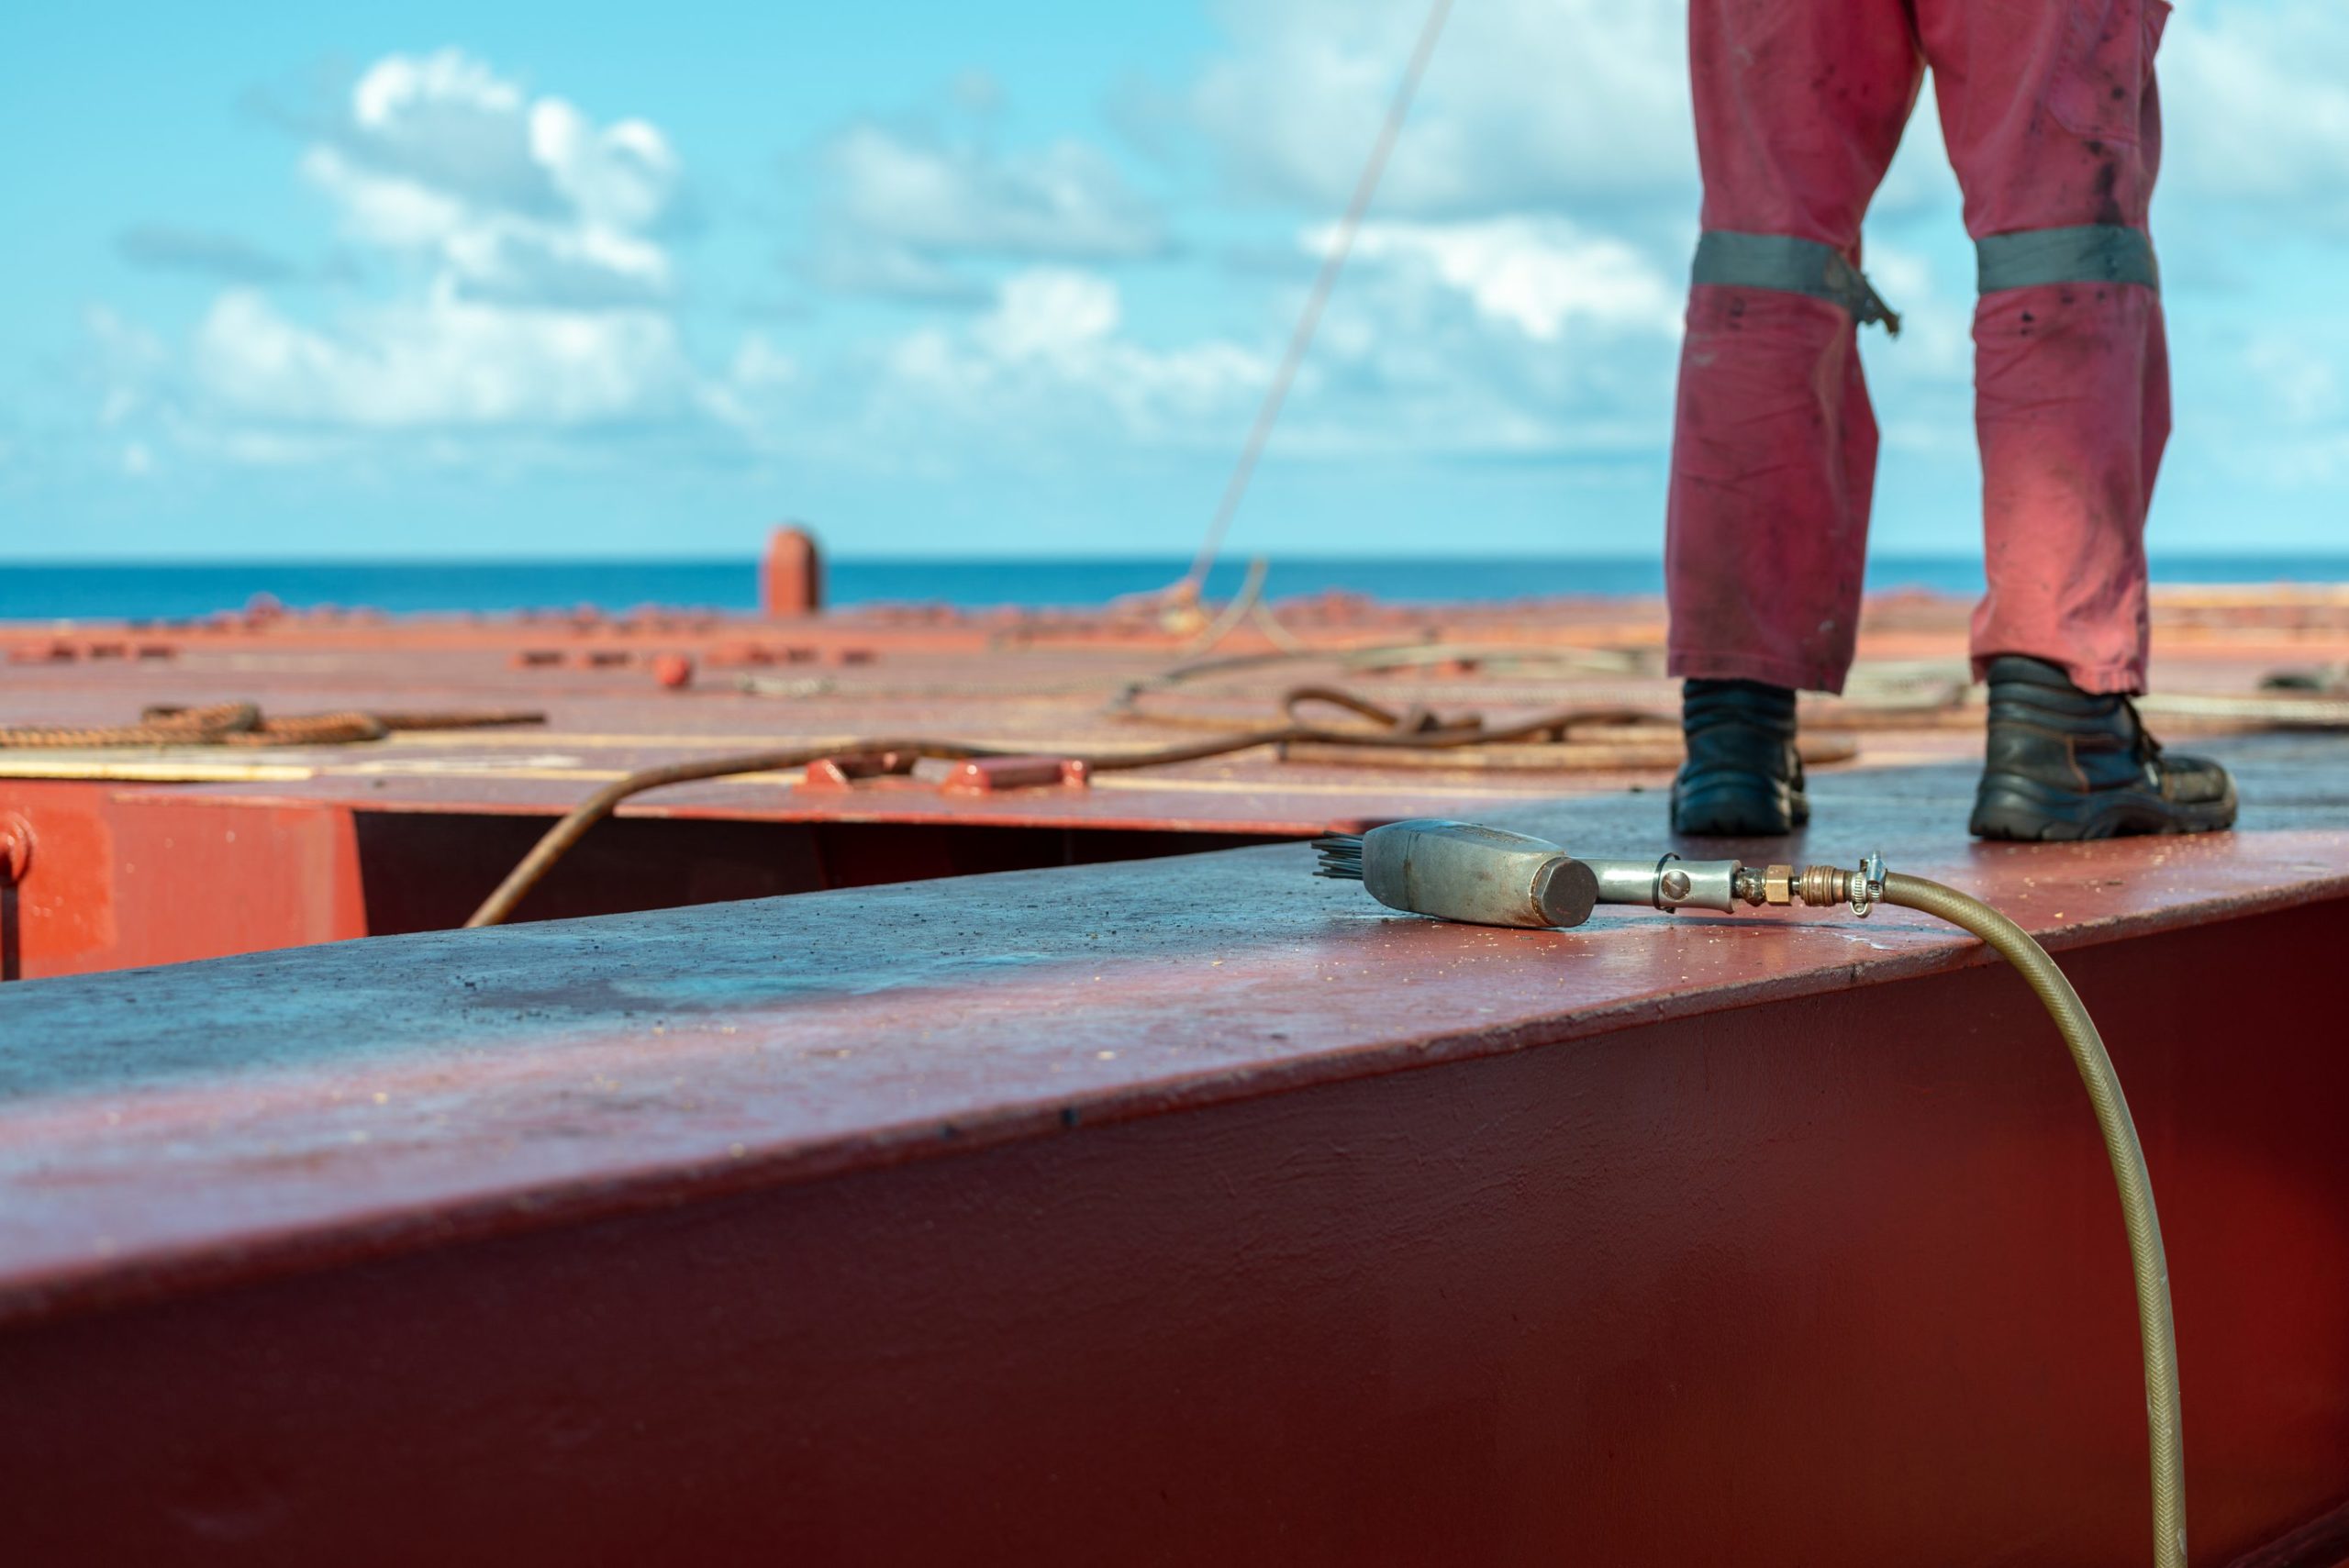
[762,526,824,619]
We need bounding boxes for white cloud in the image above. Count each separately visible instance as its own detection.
[1326,217,1680,340]
[807,118,1170,300]
[868,268,1267,448]
[974,270,1123,359]
[308,50,685,308]
[190,284,702,429]
[300,146,468,250]
[827,124,1166,260]
[2163,2,2349,224]
[1188,0,1689,216]
[83,50,728,472]
[302,145,674,309]
[834,238,1683,467]
[342,50,555,215]
[1142,0,1703,462]
[529,100,681,231]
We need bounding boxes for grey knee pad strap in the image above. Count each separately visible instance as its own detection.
[1691,231,1901,334]
[1976,225,2159,294]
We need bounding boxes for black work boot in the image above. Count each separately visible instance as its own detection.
[1969,655,2238,840]
[1672,679,1807,837]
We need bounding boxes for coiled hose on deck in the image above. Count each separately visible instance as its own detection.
[1882,873,2185,1568]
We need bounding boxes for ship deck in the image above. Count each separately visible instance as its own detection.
[5,583,2348,970]
[4,584,2349,1564]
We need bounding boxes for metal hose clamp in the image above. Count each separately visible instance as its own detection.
[1851,851,1887,917]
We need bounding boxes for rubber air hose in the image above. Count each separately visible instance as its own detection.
[1880,873,2185,1568]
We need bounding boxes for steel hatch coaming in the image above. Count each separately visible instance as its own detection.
[0,774,1291,979]
[0,895,2344,1566]
[2,783,2345,1314]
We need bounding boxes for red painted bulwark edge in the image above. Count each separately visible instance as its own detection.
[0,779,367,978]
[1,826,2346,1564]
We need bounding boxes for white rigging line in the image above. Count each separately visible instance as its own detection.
[1177,0,1459,596]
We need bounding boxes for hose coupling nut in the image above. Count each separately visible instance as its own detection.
[1796,863,1845,907]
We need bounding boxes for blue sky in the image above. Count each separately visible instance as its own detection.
[3,0,2345,561]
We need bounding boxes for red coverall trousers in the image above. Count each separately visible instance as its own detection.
[1666,0,2173,695]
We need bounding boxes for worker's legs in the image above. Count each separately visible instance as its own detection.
[1667,0,1923,836]
[1918,0,2230,838]
[1665,0,1923,696]
[1918,0,2172,693]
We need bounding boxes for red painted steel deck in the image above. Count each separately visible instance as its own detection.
[9,584,2349,975]
[7,584,2349,1562]
[4,740,2349,1564]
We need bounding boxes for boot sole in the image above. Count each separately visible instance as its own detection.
[1968,773,2239,841]
[1672,779,1809,838]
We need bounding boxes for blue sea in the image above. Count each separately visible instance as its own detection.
[4,556,2348,623]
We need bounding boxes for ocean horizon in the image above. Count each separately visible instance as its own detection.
[6,554,2349,623]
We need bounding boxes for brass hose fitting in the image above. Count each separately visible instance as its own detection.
[1731,851,1886,916]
